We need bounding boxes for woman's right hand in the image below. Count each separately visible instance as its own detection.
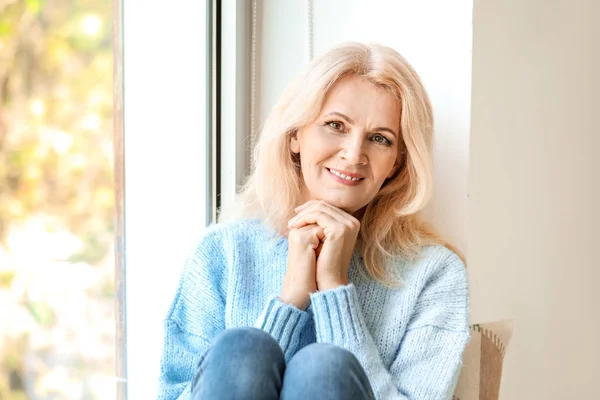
[279,224,324,310]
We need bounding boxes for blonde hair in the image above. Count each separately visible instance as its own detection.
[220,42,464,286]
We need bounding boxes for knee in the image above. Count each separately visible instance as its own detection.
[193,328,285,399]
[289,343,361,372]
[282,343,373,399]
[212,327,279,352]
[209,327,284,367]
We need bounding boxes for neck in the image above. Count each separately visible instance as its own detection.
[353,206,366,221]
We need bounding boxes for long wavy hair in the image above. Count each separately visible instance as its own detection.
[219,42,464,287]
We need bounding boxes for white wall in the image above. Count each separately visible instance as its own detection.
[469,0,600,398]
[258,0,473,253]
[258,0,600,398]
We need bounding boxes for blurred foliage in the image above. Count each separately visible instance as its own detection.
[23,300,57,327]
[0,269,15,288]
[0,335,28,399]
[0,0,114,264]
[0,0,114,398]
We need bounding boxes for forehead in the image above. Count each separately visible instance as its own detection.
[320,75,401,126]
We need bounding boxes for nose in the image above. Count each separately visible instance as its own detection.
[341,135,367,165]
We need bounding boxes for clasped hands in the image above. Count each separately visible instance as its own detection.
[280,200,360,310]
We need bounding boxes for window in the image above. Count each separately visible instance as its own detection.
[118,1,213,398]
[0,0,115,398]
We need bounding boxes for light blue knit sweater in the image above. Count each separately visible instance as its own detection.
[158,219,470,400]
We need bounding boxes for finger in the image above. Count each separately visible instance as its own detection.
[306,224,325,247]
[289,208,339,230]
[290,201,348,228]
[295,200,347,220]
[296,223,324,237]
[289,210,340,232]
[311,201,360,230]
[313,201,354,224]
[315,242,324,257]
[292,224,324,248]
[310,224,326,242]
[295,223,319,231]
[289,221,317,234]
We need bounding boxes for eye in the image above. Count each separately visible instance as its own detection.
[326,121,345,131]
[371,134,392,146]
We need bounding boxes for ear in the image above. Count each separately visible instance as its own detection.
[290,129,301,154]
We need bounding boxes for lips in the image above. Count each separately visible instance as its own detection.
[326,168,365,185]
[326,168,365,179]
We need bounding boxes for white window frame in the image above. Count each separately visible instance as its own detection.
[115,0,216,398]
[115,0,252,397]
[219,0,252,212]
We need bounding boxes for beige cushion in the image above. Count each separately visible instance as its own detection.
[453,320,514,400]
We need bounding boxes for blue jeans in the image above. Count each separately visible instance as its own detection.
[191,327,375,400]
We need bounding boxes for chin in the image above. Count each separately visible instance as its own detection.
[320,195,364,214]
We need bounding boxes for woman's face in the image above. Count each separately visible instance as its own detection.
[291,75,401,214]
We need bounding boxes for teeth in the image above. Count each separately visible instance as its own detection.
[329,169,361,181]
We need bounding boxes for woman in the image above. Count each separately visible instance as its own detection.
[157,42,470,400]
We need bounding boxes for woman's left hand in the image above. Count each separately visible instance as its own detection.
[288,200,360,291]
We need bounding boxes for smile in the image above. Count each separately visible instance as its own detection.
[326,168,365,185]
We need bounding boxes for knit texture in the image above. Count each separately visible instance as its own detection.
[157,219,470,400]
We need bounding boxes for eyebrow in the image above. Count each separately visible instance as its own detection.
[323,111,398,138]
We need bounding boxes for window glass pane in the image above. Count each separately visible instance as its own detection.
[0,0,114,398]
[122,1,210,397]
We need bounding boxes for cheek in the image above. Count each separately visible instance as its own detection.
[300,135,337,168]
[371,153,397,181]
[299,151,323,178]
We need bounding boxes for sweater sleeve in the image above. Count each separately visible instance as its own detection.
[309,250,470,400]
[157,224,311,399]
[253,296,311,362]
[157,228,228,400]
